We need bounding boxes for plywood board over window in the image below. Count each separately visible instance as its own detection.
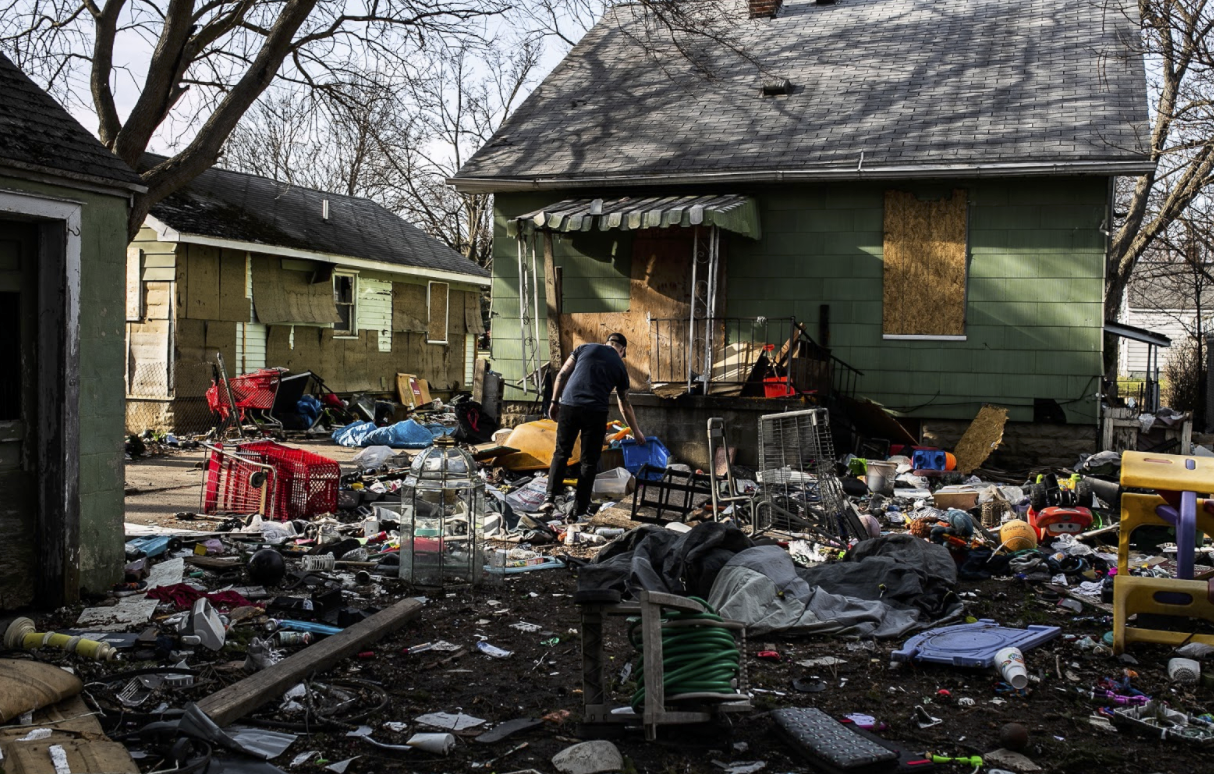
[428,281,449,344]
[393,282,428,332]
[882,189,969,339]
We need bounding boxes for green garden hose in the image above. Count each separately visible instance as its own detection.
[627,597,741,710]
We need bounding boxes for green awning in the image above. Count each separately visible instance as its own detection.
[509,194,761,240]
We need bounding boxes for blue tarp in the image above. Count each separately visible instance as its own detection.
[331,420,453,449]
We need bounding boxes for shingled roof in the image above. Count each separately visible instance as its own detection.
[453,0,1152,191]
[0,52,142,191]
[147,158,488,280]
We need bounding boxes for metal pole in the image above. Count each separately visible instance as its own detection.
[688,227,699,392]
[531,235,542,394]
[516,236,530,395]
[704,226,719,388]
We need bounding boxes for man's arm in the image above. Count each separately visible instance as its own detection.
[548,354,577,421]
[617,389,646,445]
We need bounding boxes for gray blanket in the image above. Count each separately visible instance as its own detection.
[578,524,960,638]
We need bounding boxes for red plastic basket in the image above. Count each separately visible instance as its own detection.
[201,444,277,518]
[234,441,340,520]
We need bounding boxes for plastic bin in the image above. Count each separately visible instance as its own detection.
[763,376,794,398]
[621,438,670,480]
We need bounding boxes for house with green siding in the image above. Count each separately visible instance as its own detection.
[126,161,489,433]
[0,52,143,608]
[451,0,1152,443]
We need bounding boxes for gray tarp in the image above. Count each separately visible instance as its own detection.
[709,545,923,638]
[578,525,960,639]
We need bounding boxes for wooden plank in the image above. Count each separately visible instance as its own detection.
[145,282,173,320]
[126,247,143,321]
[195,597,424,727]
[428,282,449,343]
[543,232,562,370]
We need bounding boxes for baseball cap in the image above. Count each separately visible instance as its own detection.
[606,332,628,349]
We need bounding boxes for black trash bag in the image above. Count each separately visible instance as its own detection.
[452,398,499,444]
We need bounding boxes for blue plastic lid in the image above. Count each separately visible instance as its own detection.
[890,619,1061,667]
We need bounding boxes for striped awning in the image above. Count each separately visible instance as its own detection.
[509,194,761,240]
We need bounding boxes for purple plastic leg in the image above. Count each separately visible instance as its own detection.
[1178,490,1197,580]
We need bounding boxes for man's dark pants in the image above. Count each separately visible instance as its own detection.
[547,404,608,515]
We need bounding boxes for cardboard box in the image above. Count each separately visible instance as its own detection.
[396,373,433,409]
[931,491,979,511]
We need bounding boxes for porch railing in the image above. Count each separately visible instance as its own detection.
[647,316,863,400]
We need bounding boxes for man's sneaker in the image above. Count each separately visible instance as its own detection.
[537,497,557,514]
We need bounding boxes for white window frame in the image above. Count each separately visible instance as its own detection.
[427,280,450,345]
[332,270,359,338]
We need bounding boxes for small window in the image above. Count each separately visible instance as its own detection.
[428,281,449,344]
[333,273,357,336]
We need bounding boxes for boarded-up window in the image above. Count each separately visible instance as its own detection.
[882,189,969,338]
[393,282,428,332]
[428,281,449,344]
[465,291,486,334]
[250,257,342,326]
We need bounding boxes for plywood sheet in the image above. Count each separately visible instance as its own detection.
[558,227,699,389]
[218,249,250,322]
[428,282,450,343]
[953,404,1008,475]
[883,189,968,336]
[465,291,486,334]
[393,282,428,332]
[184,244,221,320]
[251,256,341,325]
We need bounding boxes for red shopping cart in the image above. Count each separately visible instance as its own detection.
[201,441,340,521]
[207,360,287,436]
[200,443,278,520]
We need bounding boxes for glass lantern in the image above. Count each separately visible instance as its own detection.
[399,435,486,587]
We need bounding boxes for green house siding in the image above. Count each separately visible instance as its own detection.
[0,173,129,595]
[491,178,1108,423]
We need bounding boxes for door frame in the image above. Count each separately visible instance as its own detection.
[0,188,82,607]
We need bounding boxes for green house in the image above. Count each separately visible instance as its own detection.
[451,0,1152,447]
[0,53,142,608]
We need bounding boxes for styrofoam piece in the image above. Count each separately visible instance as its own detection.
[890,619,1060,667]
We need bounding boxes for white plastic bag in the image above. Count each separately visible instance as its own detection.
[592,467,634,497]
[352,445,397,470]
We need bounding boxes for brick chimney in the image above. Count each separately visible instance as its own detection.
[749,0,782,19]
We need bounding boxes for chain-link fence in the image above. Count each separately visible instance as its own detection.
[125,359,218,436]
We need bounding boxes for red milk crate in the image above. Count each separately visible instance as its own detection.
[235,441,341,520]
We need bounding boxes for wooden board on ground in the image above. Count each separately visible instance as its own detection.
[953,404,1009,475]
[196,596,424,727]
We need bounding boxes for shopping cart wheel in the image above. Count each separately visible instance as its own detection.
[249,470,268,489]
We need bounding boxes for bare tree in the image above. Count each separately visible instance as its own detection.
[1107,0,1214,334]
[0,0,506,239]
[0,0,750,241]
[223,39,540,271]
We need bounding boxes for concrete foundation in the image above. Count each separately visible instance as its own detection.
[921,419,1098,471]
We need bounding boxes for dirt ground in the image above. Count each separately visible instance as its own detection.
[109,444,1212,774]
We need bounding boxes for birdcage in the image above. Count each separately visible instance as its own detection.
[399,435,487,587]
[756,408,868,543]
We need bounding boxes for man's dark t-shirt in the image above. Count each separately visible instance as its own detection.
[560,344,630,412]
